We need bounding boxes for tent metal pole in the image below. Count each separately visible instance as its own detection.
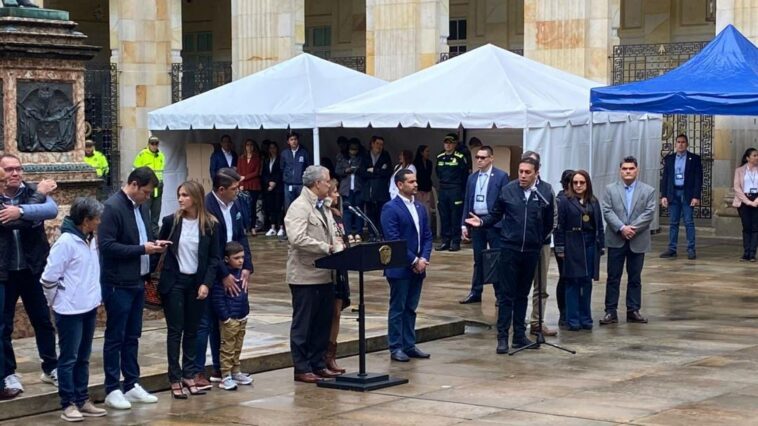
[589,112,594,176]
[313,127,321,166]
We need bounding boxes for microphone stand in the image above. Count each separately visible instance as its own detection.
[510,186,575,356]
[349,206,383,242]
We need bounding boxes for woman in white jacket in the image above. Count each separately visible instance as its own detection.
[41,197,107,422]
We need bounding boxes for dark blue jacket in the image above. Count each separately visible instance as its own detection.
[380,196,433,280]
[480,180,555,253]
[554,196,604,280]
[461,167,509,228]
[205,192,253,279]
[209,148,238,180]
[211,268,249,321]
[280,146,311,185]
[99,190,153,287]
[660,151,703,202]
[358,150,393,203]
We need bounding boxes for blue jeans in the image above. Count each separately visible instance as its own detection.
[195,298,221,374]
[387,276,424,352]
[668,189,696,253]
[102,285,144,394]
[565,245,595,329]
[469,226,501,297]
[56,308,97,409]
[343,190,364,235]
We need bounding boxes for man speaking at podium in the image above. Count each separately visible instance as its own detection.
[381,170,433,362]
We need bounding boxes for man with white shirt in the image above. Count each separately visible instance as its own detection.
[209,135,239,180]
[98,167,168,409]
[465,157,554,354]
[195,167,253,389]
[459,146,509,304]
[381,170,433,362]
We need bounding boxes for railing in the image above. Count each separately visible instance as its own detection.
[171,61,233,102]
[303,49,367,73]
[439,48,523,63]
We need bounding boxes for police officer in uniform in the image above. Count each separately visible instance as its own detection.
[435,133,468,251]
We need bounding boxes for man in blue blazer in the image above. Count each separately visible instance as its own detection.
[460,146,509,304]
[659,134,703,260]
[209,135,239,181]
[381,169,433,362]
[195,167,253,388]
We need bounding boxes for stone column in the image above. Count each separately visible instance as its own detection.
[713,0,758,235]
[366,0,449,81]
[230,0,304,79]
[524,0,619,83]
[109,0,178,182]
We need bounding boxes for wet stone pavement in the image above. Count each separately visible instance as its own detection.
[7,233,758,425]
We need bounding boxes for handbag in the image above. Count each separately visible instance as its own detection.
[482,247,502,285]
[145,215,178,310]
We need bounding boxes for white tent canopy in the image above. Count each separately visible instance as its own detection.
[316,44,662,228]
[148,53,386,213]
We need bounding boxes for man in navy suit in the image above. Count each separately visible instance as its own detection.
[659,134,703,260]
[381,170,433,362]
[460,146,509,304]
[195,167,253,389]
[209,135,239,180]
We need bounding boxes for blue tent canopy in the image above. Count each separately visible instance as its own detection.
[590,25,758,115]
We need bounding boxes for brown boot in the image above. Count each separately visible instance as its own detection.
[325,341,346,374]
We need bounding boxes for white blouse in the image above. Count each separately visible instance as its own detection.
[177,218,199,275]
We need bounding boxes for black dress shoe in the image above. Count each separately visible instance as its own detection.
[390,349,410,362]
[436,242,451,251]
[659,250,677,258]
[511,337,538,349]
[449,243,461,252]
[496,338,508,354]
[0,388,21,400]
[626,310,648,323]
[598,312,618,325]
[459,293,482,304]
[405,346,430,358]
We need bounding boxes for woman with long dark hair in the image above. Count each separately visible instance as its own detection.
[262,141,285,237]
[412,145,434,228]
[157,181,220,398]
[554,170,604,331]
[238,139,262,235]
[733,148,758,261]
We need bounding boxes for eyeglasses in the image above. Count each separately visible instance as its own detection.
[475,155,490,160]
[2,167,22,174]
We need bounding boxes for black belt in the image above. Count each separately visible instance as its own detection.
[674,186,685,190]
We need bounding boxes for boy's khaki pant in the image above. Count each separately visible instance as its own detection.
[219,318,247,376]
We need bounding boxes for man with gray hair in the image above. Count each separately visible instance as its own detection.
[284,165,344,383]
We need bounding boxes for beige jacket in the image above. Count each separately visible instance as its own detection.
[732,164,758,208]
[284,186,344,285]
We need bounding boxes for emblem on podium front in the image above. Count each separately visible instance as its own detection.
[379,245,392,265]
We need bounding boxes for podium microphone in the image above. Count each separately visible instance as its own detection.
[349,205,382,241]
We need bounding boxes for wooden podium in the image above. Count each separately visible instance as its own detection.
[314,240,408,391]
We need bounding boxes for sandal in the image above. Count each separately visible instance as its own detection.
[171,382,187,399]
[181,378,206,395]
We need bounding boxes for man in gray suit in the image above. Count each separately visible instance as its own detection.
[600,156,656,325]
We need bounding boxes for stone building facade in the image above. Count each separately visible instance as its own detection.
[35,0,758,232]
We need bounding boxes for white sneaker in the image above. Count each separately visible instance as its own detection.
[41,369,58,387]
[124,383,158,404]
[219,375,237,391]
[4,374,24,392]
[61,405,83,422]
[232,372,253,385]
[79,400,107,417]
[265,227,276,237]
[104,390,131,410]
[277,228,285,237]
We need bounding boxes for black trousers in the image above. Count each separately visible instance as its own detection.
[262,188,284,228]
[437,187,463,244]
[289,283,333,374]
[738,204,758,256]
[494,248,539,340]
[605,241,645,313]
[162,274,205,383]
[2,269,57,375]
[469,226,501,296]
